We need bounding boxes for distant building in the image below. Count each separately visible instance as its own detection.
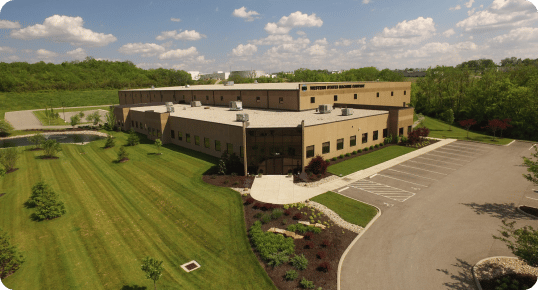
[188,71,200,80]
[199,71,230,81]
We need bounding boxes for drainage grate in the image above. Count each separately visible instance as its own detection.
[181,260,201,272]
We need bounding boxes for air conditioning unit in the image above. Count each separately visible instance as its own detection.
[224,81,234,86]
[185,84,190,88]
[191,101,201,107]
[229,101,243,111]
[165,102,175,113]
[342,108,353,116]
[236,113,249,122]
[318,104,332,114]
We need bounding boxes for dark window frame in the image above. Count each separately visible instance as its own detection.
[376,92,379,98]
[362,133,368,144]
[204,137,210,148]
[354,94,357,99]
[350,135,356,147]
[373,130,379,141]
[337,138,344,150]
[178,131,183,141]
[306,145,314,158]
[194,135,200,146]
[186,133,191,143]
[310,97,315,103]
[334,95,338,101]
[383,128,388,138]
[215,140,221,151]
[399,127,404,136]
[322,142,330,154]
[171,130,175,139]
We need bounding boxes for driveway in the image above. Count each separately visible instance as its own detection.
[339,140,538,290]
[5,106,110,130]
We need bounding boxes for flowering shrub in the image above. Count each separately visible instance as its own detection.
[284,209,292,216]
[316,251,326,259]
[293,213,303,220]
[305,155,330,175]
[304,241,314,249]
[317,261,330,272]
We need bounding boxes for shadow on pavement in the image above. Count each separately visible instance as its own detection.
[460,202,531,220]
[436,258,478,290]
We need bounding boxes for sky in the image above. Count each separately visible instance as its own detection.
[0,0,537,74]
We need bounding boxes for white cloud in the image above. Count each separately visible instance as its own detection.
[363,0,371,3]
[66,47,86,59]
[194,55,214,64]
[158,46,198,59]
[118,43,166,57]
[489,26,538,44]
[232,7,260,22]
[170,17,181,22]
[251,34,310,46]
[36,48,58,58]
[0,19,20,29]
[393,41,477,59]
[456,0,538,32]
[10,15,117,47]
[450,5,462,10]
[155,29,206,41]
[465,0,475,8]
[264,11,323,34]
[467,8,476,16]
[334,38,353,46]
[306,44,326,56]
[232,43,257,56]
[0,46,15,54]
[443,28,456,37]
[370,17,436,47]
[296,30,306,36]
[314,38,328,45]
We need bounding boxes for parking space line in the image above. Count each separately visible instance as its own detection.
[526,196,538,201]
[376,174,428,187]
[434,149,476,157]
[406,160,457,170]
[386,168,439,181]
[424,153,469,162]
[350,179,416,202]
[438,147,481,155]
[338,187,349,193]
[529,144,537,150]
[397,164,448,175]
[445,144,489,152]
[415,156,464,166]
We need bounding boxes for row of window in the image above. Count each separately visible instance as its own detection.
[309,91,407,103]
[169,130,243,156]
[306,128,388,158]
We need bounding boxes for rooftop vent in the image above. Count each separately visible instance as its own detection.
[185,84,190,88]
[318,104,332,114]
[165,102,175,113]
[342,108,353,116]
[224,81,234,86]
[191,101,201,107]
[229,101,243,111]
[151,85,155,90]
[236,113,249,122]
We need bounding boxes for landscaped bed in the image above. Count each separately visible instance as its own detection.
[202,174,255,189]
[480,273,537,290]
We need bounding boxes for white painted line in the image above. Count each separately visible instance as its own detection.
[525,196,538,201]
[406,160,458,170]
[338,187,349,193]
[376,174,428,187]
[397,164,448,175]
[505,140,516,146]
[350,181,415,202]
[424,152,469,162]
[386,168,439,181]
[434,149,475,157]
[415,156,464,166]
[369,174,377,178]
[444,144,488,152]
[437,147,479,154]
[529,144,537,150]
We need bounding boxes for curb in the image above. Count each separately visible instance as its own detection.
[472,256,523,290]
[515,206,538,219]
[337,195,381,290]
[436,138,513,147]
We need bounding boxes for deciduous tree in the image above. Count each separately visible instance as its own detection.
[0,147,19,172]
[70,115,80,128]
[27,133,46,149]
[523,144,538,186]
[0,227,25,279]
[141,256,164,290]
[154,139,162,154]
[459,119,477,139]
[42,139,62,157]
[0,120,14,137]
[493,220,538,267]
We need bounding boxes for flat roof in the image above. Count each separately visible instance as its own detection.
[130,104,388,128]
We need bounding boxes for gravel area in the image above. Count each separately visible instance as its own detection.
[474,257,538,281]
[305,201,363,234]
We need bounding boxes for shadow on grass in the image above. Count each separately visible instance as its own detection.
[34,155,60,160]
[436,258,478,290]
[460,202,530,220]
[120,285,147,290]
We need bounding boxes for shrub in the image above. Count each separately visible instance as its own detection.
[0,147,18,172]
[117,146,129,162]
[293,213,302,220]
[352,150,357,154]
[325,159,330,163]
[321,240,331,248]
[27,181,66,221]
[300,277,315,289]
[0,120,14,137]
[364,147,369,151]
[296,224,309,234]
[281,219,288,225]
[331,157,337,161]
[374,144,379,148]
[104,135,115,148]
[310,227,322,234]
[261,214,271,224]
[0,228,25,279]
[43,139,62,157]
[271,208,284,219]
[317,262,330,272]
[254,212,262,219]
[304,241,314,249]
[401,136,408,143]
[287,224,297,232]
[358,149,362,153]
[290,254,308,270]
[284,209,291,216]
[285,270,298,281]
[345,153,350,157]
[283,204,289,210]
[369,145,374,150]
[126,129,139,146]
[267,250,290,268]
[304,232,313,240]
[249,221,295,262]
[316,251,326,259]
[27,133,46,149]
[253,202,261,209]
[245,197,255,205]
[305,155,330,175]
[339,154,344,159]
[232,181,239,186]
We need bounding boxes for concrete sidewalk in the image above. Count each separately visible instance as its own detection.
[250,138,457,204]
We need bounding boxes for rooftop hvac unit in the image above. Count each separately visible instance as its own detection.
[342,108,353,116]
[318,104,332,114]
[165,103,175,113]
[224,81,234,86]
[229,101,243,111]
[236,113,249,122]
[191,101,201,107]
[165,102,173,106]
[185,84,190,88]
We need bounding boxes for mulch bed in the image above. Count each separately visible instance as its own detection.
[27,148,43,151]
[519,206,538,218]
[241,196,357,290]
[293,172,334,183]
[38,156,60,160]
[202,175,255,189]
[480,273,537,290]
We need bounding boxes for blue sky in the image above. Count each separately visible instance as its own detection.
[0,0,537,74]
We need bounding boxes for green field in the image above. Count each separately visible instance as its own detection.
[32,110,69,126]
[32,106,111,126]
[421,116,514,145]
[0,90,118,120]
[0,131,276,290]
[327,146,417,176]
[311,191,378,227]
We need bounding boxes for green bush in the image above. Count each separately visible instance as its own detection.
[281,219,288,225]
[369,145,374,150]
[352,151,357,154]
[271,208,284,219]
[285,270,298,281]
[104,135,115,148]
[300,277,315,289]
[339,154,344,159]
[254,212,262,219]
[249,221,295,262]
[0,228,25,279]
[296,224,309,234]
[267,250,290,268]
[380,142,384,146]
[325,159,330,163]
[26,181,66,221]
[345,153,350,157]
[43,139,62,157]
[261,214,272,224]
[401,136,408,143]
[287,224,297,232]
[364,147,369,151]
[290,254,308,270]
[331,157,337,161]
[127,129,139,146]
[358,149,362,153]
[309,227,322,234]
[374,144,379,148]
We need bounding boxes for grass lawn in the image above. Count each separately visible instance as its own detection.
[328,146,417,176]
[421,116,514,145]
[0,90,118,120]
[0,131,276,290]
[310,191,378,228]
[32,110,69,126]
[32,106,110,126]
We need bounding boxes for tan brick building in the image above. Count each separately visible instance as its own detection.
[114,82,413,175]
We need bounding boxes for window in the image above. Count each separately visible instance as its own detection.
[391,91,394,96]
[195,135,200,146]
[158,131,161,138]
[171,130,175,139]
[186,133,191,143]
[362,133,368,144]
[135,121,138,128]
[322,142,330,154]
[310,97,315,103]
[408,126,412,134]
[237,96,241,101]
[337,138,344,150]
[350,135,356,147]
[373,130,379,141]
[334,95,338,101]
[131,121,134,127]
[220,96,223,101]
[204,137,210,148]
[206,96,209,100]
[240,146,244,157]
[215,140,221,151]
[403,102,406,107]
[404,90,407,95]
[287,147,295,156]
[279,97,284,104]
[227,143,233,154]
[376,92,379,98]
[383,128,388,138]
[183,95,185,100]
[178,132,183,141]
[256,96,260,102]
[306,145,314,158]
[354,94,357,100]
[399,127,404,136]
[193,95,196,100]
[302,85,307,91]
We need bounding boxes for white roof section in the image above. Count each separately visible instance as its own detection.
[130,104,388,128]
[124,83,302,91]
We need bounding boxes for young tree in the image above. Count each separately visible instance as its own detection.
[482,119,505,141]
[141,256,164,290]
[78,111,85,119]
[305,155,330,175]
[523,145,538,186]
[27,133,46,149]
[104,135,115,148]
[0,119,14,137]
[459,119,477,139]
[493,220,538,267]
[42,139,62,157]
[0,227,26,279]
[0,147,19,172]
[86,111,102,126]
[105,107,116,131]
[26,181,66,220]
[154,139,162,154]
[127,129,140,146]
[499,118,512,139]
[70,115,81,128]
[117,146,129,162]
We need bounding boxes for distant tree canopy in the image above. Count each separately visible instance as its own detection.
[279,67,405,82]
[0,57,194,92]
